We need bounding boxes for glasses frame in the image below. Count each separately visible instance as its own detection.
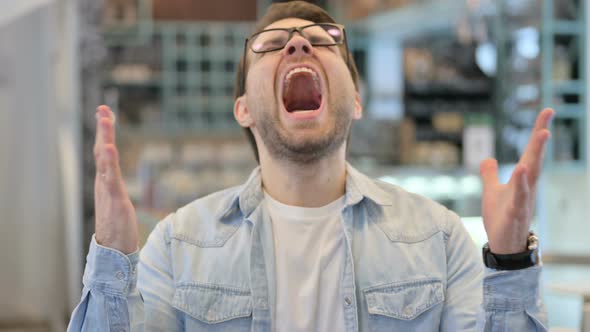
[240,23,351,95]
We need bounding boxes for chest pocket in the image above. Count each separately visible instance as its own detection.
[172,283,253,330]
[363,278,444,331]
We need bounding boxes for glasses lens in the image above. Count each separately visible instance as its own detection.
[302,24,343,45]
[250,30,289,52]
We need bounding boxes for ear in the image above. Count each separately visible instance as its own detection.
[234,95,253,128]
[352,92,363,120]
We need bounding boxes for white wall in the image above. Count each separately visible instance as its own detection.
[543,170,590,253]
[0,0,53,28]
[0,1,80,329]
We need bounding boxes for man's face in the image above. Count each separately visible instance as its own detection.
[236,18,362,164]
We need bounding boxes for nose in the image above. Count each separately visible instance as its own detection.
[282,34,313,58]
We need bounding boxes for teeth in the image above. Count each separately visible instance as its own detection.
[284,67,320,87]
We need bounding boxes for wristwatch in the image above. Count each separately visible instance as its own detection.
[482,232,540,270]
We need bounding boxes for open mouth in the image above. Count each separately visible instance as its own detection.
[282,66,323,113]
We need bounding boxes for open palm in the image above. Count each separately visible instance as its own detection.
[94,105,139,254]
[479,108,554,254]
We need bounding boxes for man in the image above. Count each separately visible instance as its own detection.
[68,1,553,331]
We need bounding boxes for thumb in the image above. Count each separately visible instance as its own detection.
[480,158,499,190]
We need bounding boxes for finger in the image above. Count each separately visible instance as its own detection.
[479,158,499,190]
[96,105,116,142]
[94,105,116,162]
[95,138,111,178]
[520,128,551,182]
[510,165,530,215]
[520,108,554,175]
[525,109,553,155]
[532,108,555,132]
[97,144,125,195]
[99,117,116,145]
[97,104,115,121]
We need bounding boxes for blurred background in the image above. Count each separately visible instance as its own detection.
[0,0,589,331]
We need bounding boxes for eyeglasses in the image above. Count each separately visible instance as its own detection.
[249,23,346,53]
[240,23,350,94]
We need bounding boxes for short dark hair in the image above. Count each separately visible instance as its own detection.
[234,1,360,163]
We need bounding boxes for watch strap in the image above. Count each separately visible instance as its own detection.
[482,232,540,270]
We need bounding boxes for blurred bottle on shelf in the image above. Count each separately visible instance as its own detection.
[552,46,572,82]
[553,122,574,163]
[137,143,173,209]
[463,113,494,172]
[103,0,138,26]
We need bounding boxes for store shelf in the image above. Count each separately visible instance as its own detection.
[553,104,585,118]
[553,80,585,94]
[541,0,586,167]
[102,20,253,132]
[552,20,584,35]
[117,124,243,140]
[350,0,466,40]
[103,78,161,88]
[363,165,483,216]
[395,23,494,167]
[406,89,491,99]
[414,130,463,143]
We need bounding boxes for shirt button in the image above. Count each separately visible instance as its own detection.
[344,296,352,306]
[256,297,267,309]
[115,271,125,280]
[403,306,413,316]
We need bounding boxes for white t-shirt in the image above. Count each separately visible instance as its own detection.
[264,192,347,332]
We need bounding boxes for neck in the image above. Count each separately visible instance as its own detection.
[258,145,347,207]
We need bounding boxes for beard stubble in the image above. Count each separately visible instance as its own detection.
[255,97,354,165]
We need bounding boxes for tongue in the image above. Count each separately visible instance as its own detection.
[283,73,321,112]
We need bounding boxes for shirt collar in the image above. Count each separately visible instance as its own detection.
[344,163,392,206]
[215,162,392,221]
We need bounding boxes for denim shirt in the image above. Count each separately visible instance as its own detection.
[68,164,547,331]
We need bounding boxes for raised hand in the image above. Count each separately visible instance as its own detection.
[479,108,554,254]
[94,105,139,254]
